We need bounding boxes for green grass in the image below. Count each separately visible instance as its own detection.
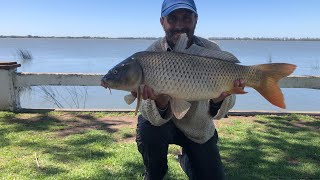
[73,112,136,118]
[217,114,320,179]
[0,111,319,179]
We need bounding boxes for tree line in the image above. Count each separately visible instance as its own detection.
[0,35,158,40]
[208,37,320,41]
[1,35,320,41]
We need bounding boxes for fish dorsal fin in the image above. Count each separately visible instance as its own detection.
[187,44,240,63]
[174,33,188,52]
[124,94,136,105]
[170,98,191,119]
[171,33,240,63]
[134,85,143,115]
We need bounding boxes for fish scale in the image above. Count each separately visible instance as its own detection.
[135,51,250,100]
[102,50,296,116]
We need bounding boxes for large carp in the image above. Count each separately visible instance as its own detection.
[101,51,296,119]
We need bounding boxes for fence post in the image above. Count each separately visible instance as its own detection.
[0,62,21,111]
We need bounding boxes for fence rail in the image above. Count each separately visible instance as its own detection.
[1,62,319,111]
[15,72,102,87]
[14,72,320,89]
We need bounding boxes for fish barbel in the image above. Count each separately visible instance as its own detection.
[101,51,296,119]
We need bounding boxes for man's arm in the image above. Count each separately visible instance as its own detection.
[132,38,174,126]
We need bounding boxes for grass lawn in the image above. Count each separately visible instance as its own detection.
[0,111,319,179]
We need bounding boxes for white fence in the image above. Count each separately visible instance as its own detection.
[1,62,320,112]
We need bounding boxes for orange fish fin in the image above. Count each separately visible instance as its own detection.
[226,88,248,94]
[251,63,296,109]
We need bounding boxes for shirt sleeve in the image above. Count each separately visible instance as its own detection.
[139,38,174,126]
[140,99,173,126]
[214,95,236,120]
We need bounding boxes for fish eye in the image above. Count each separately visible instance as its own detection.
[113,69,118,74]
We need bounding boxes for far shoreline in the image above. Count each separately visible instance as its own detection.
[1,35,320,41]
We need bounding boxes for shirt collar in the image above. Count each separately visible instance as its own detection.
[162,38,173,52]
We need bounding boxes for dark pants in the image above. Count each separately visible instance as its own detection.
[136,115,226,180]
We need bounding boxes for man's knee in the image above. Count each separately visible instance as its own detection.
[136,115,172,145]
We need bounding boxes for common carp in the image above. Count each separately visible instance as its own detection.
[101,51,296,119]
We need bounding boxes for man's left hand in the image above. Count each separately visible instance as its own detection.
[211,79,245,103]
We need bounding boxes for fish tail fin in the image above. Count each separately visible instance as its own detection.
[251,63,296,109]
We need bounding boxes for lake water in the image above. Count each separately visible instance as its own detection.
[0,38,319,111]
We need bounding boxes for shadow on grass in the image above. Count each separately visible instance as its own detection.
[5,112,318,179]
[1,112,134,137]
[221,115,320,179]
[0,129,10,148]
[67,161,145,180]
[1,114,61,132]
[111,161,145,179]
[0,113,61,148]
[0,112,135,177]
[38,166,68,176]
[56,113,133,137]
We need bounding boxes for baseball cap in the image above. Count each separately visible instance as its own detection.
[161,0,197,17]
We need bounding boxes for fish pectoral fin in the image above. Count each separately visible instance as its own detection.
[170,99,191,120]
[135,86,143,116]
[124,94,136,105]
[226,88,248,94]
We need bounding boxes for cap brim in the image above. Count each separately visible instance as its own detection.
[161,4,197,17]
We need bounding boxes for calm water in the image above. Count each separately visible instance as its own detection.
[0,38,319,111]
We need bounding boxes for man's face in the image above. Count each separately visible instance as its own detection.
[160,9,198,47]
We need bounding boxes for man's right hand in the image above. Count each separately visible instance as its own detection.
[131,85,170,109]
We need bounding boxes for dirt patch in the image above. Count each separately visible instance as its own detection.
[290,121,320,132]
[16,112,317,140]
[54,114,260,138]
[214,116,257,128]
[51,113,137,138]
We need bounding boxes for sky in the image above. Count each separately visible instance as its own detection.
[1,0,320,38]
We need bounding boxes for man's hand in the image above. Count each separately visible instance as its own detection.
[211,79,245,103]
[131,86,170,109]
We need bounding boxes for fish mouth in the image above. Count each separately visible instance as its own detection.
[101,80,112,94]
